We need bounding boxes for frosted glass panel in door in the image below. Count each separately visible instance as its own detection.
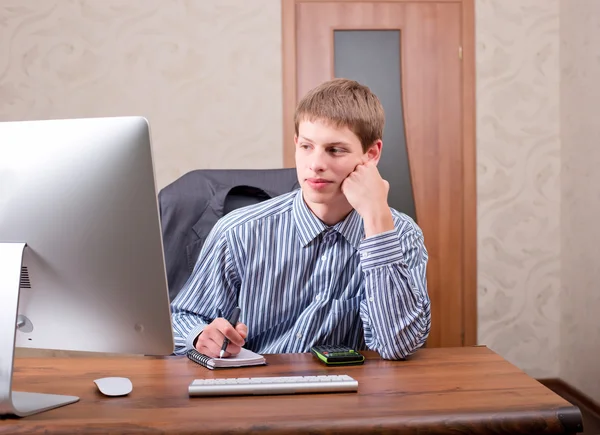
[334,30,416,222]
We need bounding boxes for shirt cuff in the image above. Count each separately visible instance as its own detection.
[359,229,405,270]
[185,322,207,352]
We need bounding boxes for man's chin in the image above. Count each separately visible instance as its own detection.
[302,187,340,204]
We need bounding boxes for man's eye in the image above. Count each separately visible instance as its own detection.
[330,148,345,154]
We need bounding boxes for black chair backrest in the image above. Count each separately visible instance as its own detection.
[158,168,300,302]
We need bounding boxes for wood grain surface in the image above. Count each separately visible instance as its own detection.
[1,346,582,434]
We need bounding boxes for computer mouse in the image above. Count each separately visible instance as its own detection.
[93,377,133,397]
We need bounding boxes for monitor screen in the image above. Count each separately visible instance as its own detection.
[0,116,174,357]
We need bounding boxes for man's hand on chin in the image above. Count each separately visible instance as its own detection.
[341,161,394,238]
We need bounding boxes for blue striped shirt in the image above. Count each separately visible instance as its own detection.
[171,189,430,360]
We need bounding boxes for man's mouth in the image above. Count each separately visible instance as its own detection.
[306,178,333,190]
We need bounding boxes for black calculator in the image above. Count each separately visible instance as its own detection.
[310,345,365,365]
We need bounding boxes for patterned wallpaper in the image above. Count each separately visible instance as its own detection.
[1,0,284,358]
[560,0,600,403]
[0,0,283,191]
[476,0,561,378]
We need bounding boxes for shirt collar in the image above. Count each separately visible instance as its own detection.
[292,189,363,249]
[333,207,363,249]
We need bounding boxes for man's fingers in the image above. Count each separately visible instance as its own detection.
[196,318,248,359]
[209,327,242,357]
[215,318,245,346]
[236,323,248,340]
[195,329,219,356]
[340,177,351,195]
[198,333,242,358]
[201,330,237,357]
[197,341,227,358]
[225,342,242,356]
[353,159,375,174]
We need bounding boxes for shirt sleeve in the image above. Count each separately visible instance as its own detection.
[170,219,241,355]
[357,216,431,360]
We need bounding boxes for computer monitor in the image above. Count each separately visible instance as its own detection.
[0,116,174,417]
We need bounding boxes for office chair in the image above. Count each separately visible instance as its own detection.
[158,168,300,302]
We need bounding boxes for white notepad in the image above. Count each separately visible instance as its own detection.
[187,347,266,370]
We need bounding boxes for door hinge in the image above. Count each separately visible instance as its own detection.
[459,46,463,60]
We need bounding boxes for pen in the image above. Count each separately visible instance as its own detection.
[219,306,241,358]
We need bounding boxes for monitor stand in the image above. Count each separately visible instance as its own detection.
[0,243,79,417]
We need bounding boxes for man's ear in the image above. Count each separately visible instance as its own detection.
[365,140,383,163]
[294,134,298,146]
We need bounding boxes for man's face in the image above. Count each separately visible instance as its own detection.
[294,118,366,208]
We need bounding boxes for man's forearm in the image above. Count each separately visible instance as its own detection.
[361,277,430,359]
[358,225,430,359]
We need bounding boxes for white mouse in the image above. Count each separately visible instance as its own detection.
[93,377,133,397]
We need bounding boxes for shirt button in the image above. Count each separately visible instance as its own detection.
[315,295,321,301]
[296,332,302,339]
[321,254,327,261]
[369,296,374,302]
[363,252,370,258]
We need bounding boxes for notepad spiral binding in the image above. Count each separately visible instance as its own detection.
[187,349,212,367]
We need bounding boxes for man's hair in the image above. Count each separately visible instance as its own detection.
[294,78,385,152]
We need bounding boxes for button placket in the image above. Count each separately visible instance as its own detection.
[315,230,339,309]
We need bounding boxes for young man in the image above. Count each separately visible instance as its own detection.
[171,78,430,360]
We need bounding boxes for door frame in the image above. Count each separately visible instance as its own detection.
[281,0,477,346]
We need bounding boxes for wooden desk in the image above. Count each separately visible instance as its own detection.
[2,346,582,434]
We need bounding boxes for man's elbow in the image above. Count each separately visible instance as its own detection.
[380,313,431,360]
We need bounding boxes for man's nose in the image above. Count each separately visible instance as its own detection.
[309,149,327,172]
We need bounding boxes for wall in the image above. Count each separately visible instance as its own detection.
[560,0,600,403]
[0,0,283,191]
[0,0,283,358]
[476,0,561,378]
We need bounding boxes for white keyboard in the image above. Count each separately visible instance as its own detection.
[188,374,358,397]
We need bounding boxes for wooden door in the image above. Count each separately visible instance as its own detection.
[282,0,476,347]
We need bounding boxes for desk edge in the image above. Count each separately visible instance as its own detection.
[557,406,584,434]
